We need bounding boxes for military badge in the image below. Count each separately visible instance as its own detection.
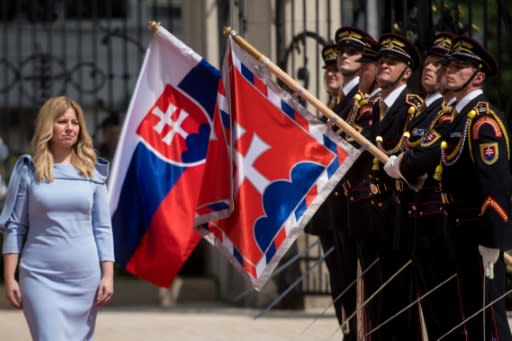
[411,128,427,137]
[421,130,440,147]
[479,142,499,165]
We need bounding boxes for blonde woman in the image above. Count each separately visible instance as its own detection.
[1,96,114,340]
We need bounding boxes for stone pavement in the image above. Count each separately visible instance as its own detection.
[3,303,512,340]
[0,304,341,341]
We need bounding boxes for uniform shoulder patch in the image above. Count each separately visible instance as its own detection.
[472,116,503,139]
[479,142,499,165]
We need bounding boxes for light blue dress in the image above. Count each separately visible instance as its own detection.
[1,155,114,341]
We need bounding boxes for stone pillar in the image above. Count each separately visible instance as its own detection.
[181,0,221,68]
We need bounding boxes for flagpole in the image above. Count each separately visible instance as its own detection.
[223,26,389,163]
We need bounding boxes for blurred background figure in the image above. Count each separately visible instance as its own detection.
[97,112,121,161]
[0,137,9,199]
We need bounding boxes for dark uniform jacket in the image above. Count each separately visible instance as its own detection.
[396,94,443,215]
[369,85,423,202]
[400,99,457,180]
[437,93,512,250]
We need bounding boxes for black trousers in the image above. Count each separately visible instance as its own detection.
[449,219,512,341]
[333,217,358,341]
[413,210,466,340]
[347,196,380,339]
[370,192,420,341]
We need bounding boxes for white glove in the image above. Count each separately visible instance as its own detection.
[478,245,500,280]
[383,154,403,179]
[384,154,427,191]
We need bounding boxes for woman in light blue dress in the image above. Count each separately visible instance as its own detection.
[1,96,115,341]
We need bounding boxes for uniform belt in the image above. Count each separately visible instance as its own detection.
[440,192,454,204]
[369,182,389,195]
[441,192,479,206]
[395,179,414,192]
[341,180,352,196]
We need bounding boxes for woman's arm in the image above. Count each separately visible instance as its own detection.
[2,160,31,309]
[3,253,22,308]
[92,182,115,306]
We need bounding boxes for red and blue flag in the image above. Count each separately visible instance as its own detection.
[108,26,230,287]
[201,37,361,290]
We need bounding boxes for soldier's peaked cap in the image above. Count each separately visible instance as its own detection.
[321,41,338,68]
[448,35,497,76]
[335,26,371,51]
[428,32,455,57]
[357,33,380,63]
[378,32,421,70]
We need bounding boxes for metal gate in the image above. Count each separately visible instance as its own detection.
[0,0,182,158]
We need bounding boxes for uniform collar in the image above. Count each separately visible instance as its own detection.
[424,92,442,108]
[455,89,483,114]
[382,83,407,108]
[342,76,360,96]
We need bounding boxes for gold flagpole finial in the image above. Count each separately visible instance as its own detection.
[223,26,233,36]
[148,21,161,32]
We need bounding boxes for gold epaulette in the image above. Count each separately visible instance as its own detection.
[405,93,424,119]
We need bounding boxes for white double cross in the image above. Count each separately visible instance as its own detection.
[152,103,190,145]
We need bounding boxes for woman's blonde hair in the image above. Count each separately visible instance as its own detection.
[32,96,97,181]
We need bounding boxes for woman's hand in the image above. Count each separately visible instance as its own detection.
[95,275,114,307]
[5,279,22,309]
[96,261,114,307]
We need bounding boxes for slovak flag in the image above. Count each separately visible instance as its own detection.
[200,36,361,290]
[108,26,231,287]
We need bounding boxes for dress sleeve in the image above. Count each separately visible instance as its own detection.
[2,164,30,254]
[92,183,115,262]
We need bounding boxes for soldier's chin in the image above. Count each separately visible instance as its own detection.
[377,78,394,89]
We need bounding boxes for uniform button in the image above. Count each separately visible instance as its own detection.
[350,196,354,201]
[377,202,383,207]
[456,218,460,223]
[408,210,412,215]
[335,191,339,196]
[419,211,424,216]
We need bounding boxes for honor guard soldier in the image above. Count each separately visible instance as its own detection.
[332,26,368,120]
[370,32,424,341]
[386,35,512,340]
[339,33,383,338]
[304,40,346,332]
[388,32,467,340]
[322,42,344,110]
[326,25,374,341]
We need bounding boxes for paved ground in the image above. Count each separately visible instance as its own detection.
[3,303,512,340]
[0,304,341,341]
